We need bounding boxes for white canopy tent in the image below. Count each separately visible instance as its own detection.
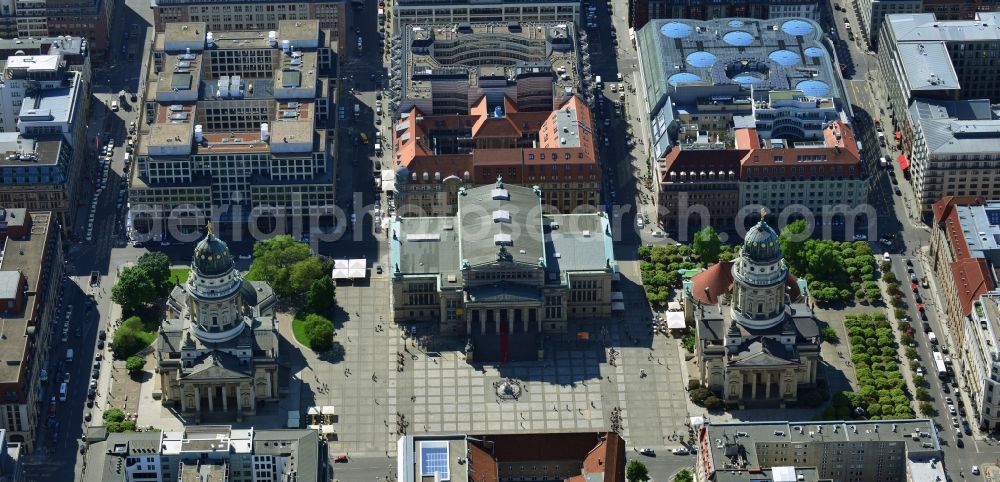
[331,259,350,279]
[348,258,366,278]
[666,311,686,329]
[332,259,367,279]
[381,170,396,192]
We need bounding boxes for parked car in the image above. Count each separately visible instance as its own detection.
[639,448,655,456]
[671,447,689,455]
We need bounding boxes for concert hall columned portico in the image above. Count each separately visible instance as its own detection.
[390,179,617,362]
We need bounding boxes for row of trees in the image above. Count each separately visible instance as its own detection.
[843,313,915,420]
[637,228,737,305]
[778,220,878,304]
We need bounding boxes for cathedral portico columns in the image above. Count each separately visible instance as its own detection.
[222,385,229,412]
[208,385,214,411]
[195,386,202,412]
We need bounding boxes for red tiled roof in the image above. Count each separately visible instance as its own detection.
[394,96,598,178]
[734,128,760,150]
[467,442,499,482]
[951,257,995,316]
[468,432,624,482]
[739,121,862,181]
[661,149,747,183]
[690,261,734,304]
[690,261,801,304]
[932,196,985,225]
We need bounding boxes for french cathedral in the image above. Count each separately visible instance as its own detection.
[685,216,822,408]
[156,227,280,422]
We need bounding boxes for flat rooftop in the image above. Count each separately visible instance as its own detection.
[637,17,842,132]
[0,133,65,168]
[895,42,961,93]
[0,211,52,384]
[400,22,580,103]
[886,12,1000,43]
[702,419,940,472]
[910,98,1000,156]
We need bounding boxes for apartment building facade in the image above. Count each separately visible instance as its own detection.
[928,197,1000,429]
[82,426,323,482]
[698,420,944,482]
[0,211,61,452]
[130,21,338,234]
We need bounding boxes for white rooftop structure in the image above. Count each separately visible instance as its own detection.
[5,54,61,72]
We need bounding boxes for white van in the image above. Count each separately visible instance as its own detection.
[66,348,74,362]
[59,382,68,401]
[879,157,888,169]
[111,101,119,112]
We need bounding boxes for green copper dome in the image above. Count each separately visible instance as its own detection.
[193,231,233,277]
[742,219,782,264]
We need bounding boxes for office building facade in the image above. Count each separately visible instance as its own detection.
[130,21,338,233]
[151,0,347,57]
[0,51,89,228]
[391,0,581,30]
[628,0,819,29]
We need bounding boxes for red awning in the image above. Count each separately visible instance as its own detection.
[895,130,902,140]
[898,154,910,170]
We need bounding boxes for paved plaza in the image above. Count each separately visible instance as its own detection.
[266,260,695,459]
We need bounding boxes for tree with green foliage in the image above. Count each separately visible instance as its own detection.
[674,469,694,482]
[245,235,313,296]
[125,356,147,373]
[704,396,723,410]
[626,460,650,482]
[916,388,930,402]
[306,277,337,313]
[111,316,148,358]
[820,327,839,343]
[111,266,158,313]
[919,401,935,417]
[690,387,714,405]
[290,256,328,294]
[779,219,809,269]
[137,252,172,296]
[681,335,695,353]
[103,408,125,424]
[303,313,335,352]
[693,226,722,265]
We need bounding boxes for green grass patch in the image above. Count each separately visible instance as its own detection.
[291,314,311,347]
[168,268,190,287]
